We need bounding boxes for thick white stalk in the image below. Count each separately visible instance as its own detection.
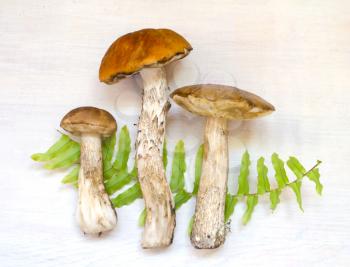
[137,67,175,248]
[191,117,228,249]
[77,133,117,234]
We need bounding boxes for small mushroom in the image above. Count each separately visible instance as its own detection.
[99,29,192,248]
[171,84,275,249]
[60,107,117,235]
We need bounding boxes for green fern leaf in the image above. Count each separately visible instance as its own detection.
[271,153,289,188]
[287,156,305,179]
[224,194,238,222]
[174,189,192,210]
[61,165,79,185]
[111,182,142,208]
[31,134,72,162]
[192,144,204,195]
[288,157,323,195]
[270,189,281,210]
[43,142,80,169]
[306,163,323,195]
[242,195,258,225]
[138,208,146,227]
[163,139,168,168]
[129,165,137,178]
[288,181,303,211]
[237,150,250,195]
[105,170,135,195]
[112,126,131,172]
[257,157,270,194]
[170,140,186,193]
[187,216,194,236]
[102,133,116,176]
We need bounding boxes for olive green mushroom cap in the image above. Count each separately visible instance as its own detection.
[170,84,275,120]
[60,107,117,137]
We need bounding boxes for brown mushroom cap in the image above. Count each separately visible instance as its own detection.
[99,28,192,84]
[60,107,117,136]
[170,84,275,120]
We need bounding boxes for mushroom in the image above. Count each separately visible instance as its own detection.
[99,29,192,248]
[60,107,117,235]
[170,84,275,249]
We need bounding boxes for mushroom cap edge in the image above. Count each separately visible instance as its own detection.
[170,84,275,120]
[60,106,117,136]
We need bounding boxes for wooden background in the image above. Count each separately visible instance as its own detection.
[1,0,349,266]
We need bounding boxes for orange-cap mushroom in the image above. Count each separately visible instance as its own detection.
[99,28,192,248]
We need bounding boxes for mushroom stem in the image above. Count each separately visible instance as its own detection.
[191,117,228,249]
[136,67,175,248]
[77,133,117,234]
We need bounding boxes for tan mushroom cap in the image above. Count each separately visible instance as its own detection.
[170,84,275,120]
[99,28,192,84]
[60,107,117,136]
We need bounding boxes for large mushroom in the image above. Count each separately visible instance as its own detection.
[60,107,117,235]
[171,84,275,249]
[99,28,192,248]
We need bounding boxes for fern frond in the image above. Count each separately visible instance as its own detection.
[138,208,147,227]
[31,126,135,194]
[192,144,204,195]
[237,151,250,195]
[287,156,305,179]
[271,153,289,188]
[170,140,186,193]
[163,139,168,168]
[187,216,194,235]
[226,157,322,224]
[61,165,79,185]
[31,134,72,162]
[174,189,192,210]
[270,189,281,210]
[257,157,270,194]
[307,167,323,195]
[242,195,258,225]
[43,142,80,170]
[224,194,238,222]
[105,170,135,195]
[288,157,323,195]
[102,133,116,175]
[111,126,131,172]
[111,182,142,208]
[288,181,303,211]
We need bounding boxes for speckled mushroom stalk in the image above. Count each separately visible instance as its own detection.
[99,28,192,248]
[60,107,118,235]
[78,133,117,234]
[171,84,275,249]
[192,116,229,248]
[136,67,175,247]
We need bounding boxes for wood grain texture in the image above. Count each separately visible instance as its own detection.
[1,0,350,266]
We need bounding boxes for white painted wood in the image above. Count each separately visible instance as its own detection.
[0,0,350,266]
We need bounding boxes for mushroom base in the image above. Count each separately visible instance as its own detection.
[77,133,117,234]
[136,67,175,248]
[191,117,228,249]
